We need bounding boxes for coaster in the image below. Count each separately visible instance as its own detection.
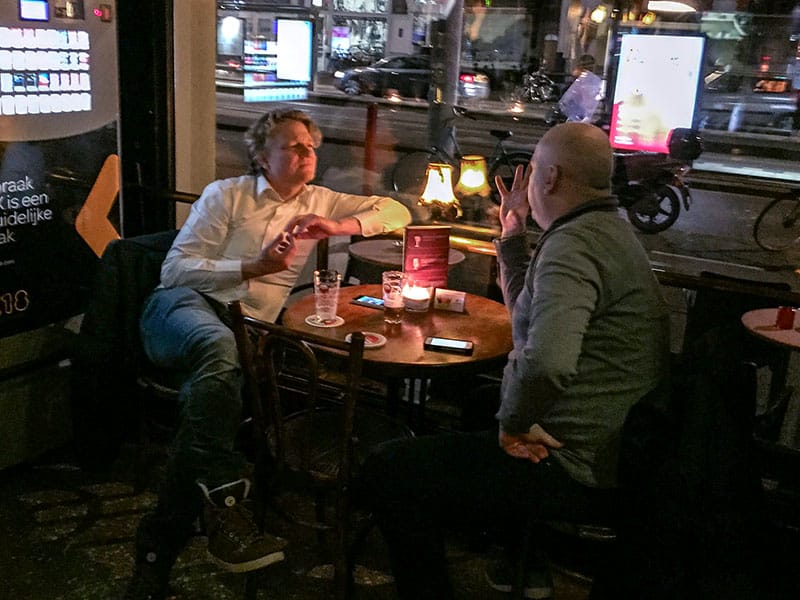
[305,315,344,328]
[345,331,387,349]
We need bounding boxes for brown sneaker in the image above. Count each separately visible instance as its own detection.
[198,479,287,573]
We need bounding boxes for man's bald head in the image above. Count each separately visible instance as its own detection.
[535,122,613,194]
[527,123,614,230]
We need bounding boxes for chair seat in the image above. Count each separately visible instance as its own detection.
[271,407,414,481]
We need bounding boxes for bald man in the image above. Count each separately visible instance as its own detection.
[362,123,670,599]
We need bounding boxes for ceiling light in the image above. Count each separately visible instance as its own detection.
[647,1,696,12]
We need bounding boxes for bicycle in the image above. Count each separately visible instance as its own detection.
[752,189,800,251]
[391,105,533,204]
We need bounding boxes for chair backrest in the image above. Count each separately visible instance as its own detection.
[78,230,179,373]
[229,300,365,486]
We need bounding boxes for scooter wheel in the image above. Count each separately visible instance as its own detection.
[626,185,681,233]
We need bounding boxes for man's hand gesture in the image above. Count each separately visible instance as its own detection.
[495,163,531,238]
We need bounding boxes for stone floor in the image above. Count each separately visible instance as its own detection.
[0,441,596,600]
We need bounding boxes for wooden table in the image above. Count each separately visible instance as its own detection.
[282,284,512,428]
[741,308,800,350]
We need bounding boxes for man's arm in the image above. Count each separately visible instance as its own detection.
[493,162,533,312]
[497,230,599,434]
[159,182,246,292]
[300,189,412,238]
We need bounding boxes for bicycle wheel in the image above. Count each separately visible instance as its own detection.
[488,151,533,205]
[753,193,800,251]
[393,151,442,196]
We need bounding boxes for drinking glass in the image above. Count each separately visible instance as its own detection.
[313,269,341,323]
[382,270,406,324]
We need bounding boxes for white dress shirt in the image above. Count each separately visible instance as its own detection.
[160,173,411,322]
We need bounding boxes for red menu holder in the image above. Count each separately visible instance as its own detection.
[402,225,451,289]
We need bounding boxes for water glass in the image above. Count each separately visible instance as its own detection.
[313,269,341,323]
[382,270,406,324]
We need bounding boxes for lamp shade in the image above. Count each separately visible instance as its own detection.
[419,163,461,220]
[420,163,457,205]
[455,155,491,198]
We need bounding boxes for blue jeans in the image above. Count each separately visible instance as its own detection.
[136,287,246,563]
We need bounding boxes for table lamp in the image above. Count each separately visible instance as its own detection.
[454,155,490,222]
[455,155,490,198]
[419,162,461,220]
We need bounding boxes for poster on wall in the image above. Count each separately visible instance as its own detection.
[0,1,120,339]
[609,34,705,153]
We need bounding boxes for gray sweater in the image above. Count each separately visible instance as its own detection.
[493,204,670,488]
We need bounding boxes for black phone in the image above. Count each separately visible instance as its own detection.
[424,336,474,355]
[350,295,384,309]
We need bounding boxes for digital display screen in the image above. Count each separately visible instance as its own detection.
[276,19,311,83]
[20,0,49,21]
[609,34,705,153]
[241,18,312,103]
[0,27,92,116]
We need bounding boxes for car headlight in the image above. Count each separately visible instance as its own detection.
[334,71,345,79]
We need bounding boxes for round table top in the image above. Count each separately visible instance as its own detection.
[282,284,512,378]
[348,239,466,269]
[741,308,800,350]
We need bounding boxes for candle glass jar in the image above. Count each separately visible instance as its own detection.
[402,280,432,313]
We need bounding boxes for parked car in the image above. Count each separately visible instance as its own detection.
[333,54,491,100]
[699,73,796,134]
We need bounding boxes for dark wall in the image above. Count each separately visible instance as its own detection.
[117,0,175,236]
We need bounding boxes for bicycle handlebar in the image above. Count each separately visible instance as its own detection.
[453,105,476,120]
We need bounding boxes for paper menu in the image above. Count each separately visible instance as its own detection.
[402,225,451,289]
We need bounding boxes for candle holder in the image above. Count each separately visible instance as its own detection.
[402,280,432,313]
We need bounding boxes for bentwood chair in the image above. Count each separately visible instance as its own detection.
[229,300,413,599]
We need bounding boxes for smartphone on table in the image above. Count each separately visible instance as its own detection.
[351,295,384,309]
[424,336,474,355]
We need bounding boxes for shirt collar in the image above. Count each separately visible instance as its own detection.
[256,174,309,203]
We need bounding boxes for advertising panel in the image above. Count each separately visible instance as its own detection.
[609,34,705,153]
[0,0,120,338]
[242,18,313,103]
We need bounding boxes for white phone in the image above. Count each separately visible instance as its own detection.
[424,336,474,355]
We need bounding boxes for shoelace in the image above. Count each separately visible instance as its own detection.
[220,504,264,547]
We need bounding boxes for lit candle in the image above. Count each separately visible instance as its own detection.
[402,283,431,312]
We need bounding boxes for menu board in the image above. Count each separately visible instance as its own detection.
[402,225,451,289]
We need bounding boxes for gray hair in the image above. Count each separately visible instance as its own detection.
[244,109,323,173]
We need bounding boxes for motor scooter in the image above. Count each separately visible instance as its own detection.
[545,102,703,233]
[514,67,560,103]
[612,146,697,233]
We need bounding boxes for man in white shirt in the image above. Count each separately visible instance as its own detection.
[123,109,410,600]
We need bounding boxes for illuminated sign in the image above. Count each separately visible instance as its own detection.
[242,18,313,103]
[609,34,705,153]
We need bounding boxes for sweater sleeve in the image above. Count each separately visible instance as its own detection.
[497,229,600,433]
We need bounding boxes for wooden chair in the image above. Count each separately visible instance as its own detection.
[229,300,414,599]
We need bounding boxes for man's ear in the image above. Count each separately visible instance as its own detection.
[542,164,559,194]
